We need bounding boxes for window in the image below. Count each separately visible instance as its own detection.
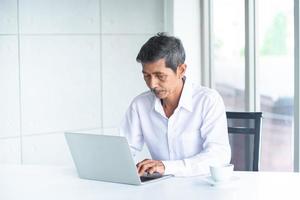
[213,0,245,111]
[210,0,294,171]
[258,0,294,171]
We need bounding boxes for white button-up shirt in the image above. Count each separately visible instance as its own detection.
[119,78,231,176]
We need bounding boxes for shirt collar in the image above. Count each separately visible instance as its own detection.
[177,77,193,112]
[153,97,165,117]
[152,77,194,114]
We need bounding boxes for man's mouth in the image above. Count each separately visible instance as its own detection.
[151,88,164,95]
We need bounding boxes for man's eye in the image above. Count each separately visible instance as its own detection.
[143,75,150,79]
[157,75,167,80]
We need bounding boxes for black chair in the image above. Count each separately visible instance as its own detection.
[226,112,263,171]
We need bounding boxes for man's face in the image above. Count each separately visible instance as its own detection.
[142,58,185,100]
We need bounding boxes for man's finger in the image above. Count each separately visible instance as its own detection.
[148,161,165,174]
[138,162,157,175]
[136,159,153,171]
[147,166,158,174]
[136,159,151,167]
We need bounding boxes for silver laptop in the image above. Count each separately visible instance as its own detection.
[64,132,172,185]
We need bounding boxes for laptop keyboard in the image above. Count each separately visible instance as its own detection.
[140,172,163,182]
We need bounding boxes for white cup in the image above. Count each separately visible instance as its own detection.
[209,164,234,182]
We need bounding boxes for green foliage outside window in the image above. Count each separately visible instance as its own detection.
[260,13,288,55]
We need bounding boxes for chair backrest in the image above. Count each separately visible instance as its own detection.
[226,112,263,171]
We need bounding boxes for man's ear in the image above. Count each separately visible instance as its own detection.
[177,64,187,78]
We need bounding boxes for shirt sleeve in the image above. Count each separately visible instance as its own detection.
[162,92,231,176]
[119,103,144,158]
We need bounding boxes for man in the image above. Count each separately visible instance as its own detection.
[120,33,231,177]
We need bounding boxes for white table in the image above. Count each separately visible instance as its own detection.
[0,165,299,200]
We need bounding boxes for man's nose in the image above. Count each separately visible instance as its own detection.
[148,76,158,88]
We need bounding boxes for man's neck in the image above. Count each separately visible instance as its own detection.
[161,79,184,118]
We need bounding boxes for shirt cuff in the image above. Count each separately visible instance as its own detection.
[162,160,187,176]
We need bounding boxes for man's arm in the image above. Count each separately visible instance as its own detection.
[119,104,144,158]
[121,105,166,176]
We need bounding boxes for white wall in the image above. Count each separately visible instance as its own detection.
[0,0,164,165]
[0,0,201,166]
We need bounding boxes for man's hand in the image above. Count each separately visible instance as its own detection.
[136,159,165,176]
